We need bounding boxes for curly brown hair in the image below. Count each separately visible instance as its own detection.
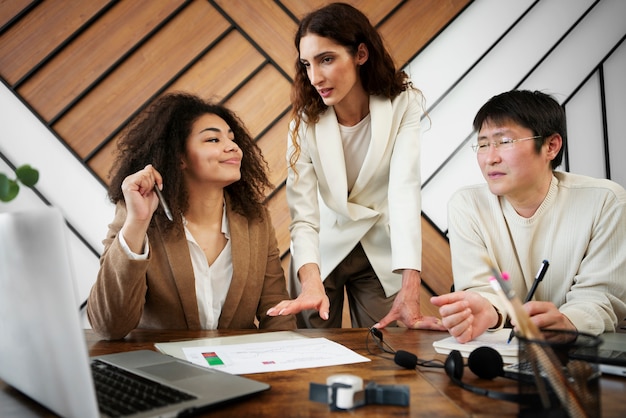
[289,2,412,170]
[107,92,272,230]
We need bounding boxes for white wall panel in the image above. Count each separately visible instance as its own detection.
[0,84,113,254]
[413,0,616,232]
[416,0,595,185]
[522,0,626,96]
[566,73,606,179]
[405,0,535,108]
[604,41,626,188]
[421,134,482,230]
[0,84,112,327]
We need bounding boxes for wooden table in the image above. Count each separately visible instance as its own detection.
[1,328,623,417]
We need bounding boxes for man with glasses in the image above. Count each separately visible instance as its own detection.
[431,90,626,343]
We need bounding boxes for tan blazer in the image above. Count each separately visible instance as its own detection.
[287,89,424,297]
[88,199,296,340]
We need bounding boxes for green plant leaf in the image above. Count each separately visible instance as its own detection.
[15,164,39,187]
[0,176,19,202]
[0,173,9,198]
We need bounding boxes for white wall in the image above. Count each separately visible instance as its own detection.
[406,0,626,231]
[0,83,114,326]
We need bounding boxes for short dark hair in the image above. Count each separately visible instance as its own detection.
[473,90,566,169]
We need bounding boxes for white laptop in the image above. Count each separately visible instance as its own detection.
[0,208,269,417]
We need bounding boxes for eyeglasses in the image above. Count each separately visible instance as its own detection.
[471,136,542,153]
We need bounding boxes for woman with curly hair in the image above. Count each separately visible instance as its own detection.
[267,3,445,331]
[88,92,295,339]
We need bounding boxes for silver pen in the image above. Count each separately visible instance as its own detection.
[154,183,173,221]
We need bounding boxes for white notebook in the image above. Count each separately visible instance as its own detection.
[433,328,519,364]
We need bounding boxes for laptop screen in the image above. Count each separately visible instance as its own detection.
[0,208,100,417]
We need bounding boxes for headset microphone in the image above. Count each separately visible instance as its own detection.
[445,348,551,405]
[395,345,548,405]
[394,350,418,369]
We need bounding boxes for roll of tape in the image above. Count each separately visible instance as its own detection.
[326,374,363,409]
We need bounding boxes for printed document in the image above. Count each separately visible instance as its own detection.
[155,332,370,375]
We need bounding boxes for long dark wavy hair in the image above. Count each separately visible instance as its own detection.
[289,2,414,170]
[107,92,272,231]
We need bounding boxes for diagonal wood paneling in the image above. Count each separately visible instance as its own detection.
[223,64,291,139]
[17,0,185,121]
[256,113,290,190]
[0,0,34,29]
[166,30,266,100]
[214,0,299,76]
[0,0,111,85]
[282,0,404,25]
[53,1,230,159]
[379,0,471,66]
[0,0,471,321]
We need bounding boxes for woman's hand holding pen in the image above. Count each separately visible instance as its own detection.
[120,164,164,253]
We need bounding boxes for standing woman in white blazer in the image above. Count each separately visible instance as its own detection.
[267,3,446,331]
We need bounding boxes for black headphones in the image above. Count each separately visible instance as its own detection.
[445,347,546,404]
[395,346,549,405]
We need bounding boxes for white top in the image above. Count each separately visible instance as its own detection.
[339,113,371,192]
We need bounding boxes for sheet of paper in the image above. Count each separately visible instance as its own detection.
[155,331,306,360]
[433,328,519,363]
[181,337,370,374]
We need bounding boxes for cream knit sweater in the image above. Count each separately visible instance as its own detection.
[448,171,626,335]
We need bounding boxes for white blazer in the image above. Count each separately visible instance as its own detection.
[287,88,424,296]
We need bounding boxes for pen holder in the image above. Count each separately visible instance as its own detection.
[516,329,601,418]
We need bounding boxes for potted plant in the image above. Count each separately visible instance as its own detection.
[0,164,39,202]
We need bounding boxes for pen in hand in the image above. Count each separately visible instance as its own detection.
[507,259,549,343]
[154,183,173,221]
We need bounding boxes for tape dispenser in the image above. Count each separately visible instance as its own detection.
[309,374,409,411]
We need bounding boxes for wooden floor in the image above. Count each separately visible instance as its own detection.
[0,0,471,323]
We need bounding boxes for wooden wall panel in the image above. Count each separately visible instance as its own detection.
[223,64,291,139]
[215,0,299,75]
[0,0,110,84]
[282,0,403,24]
[0,0,34,28]
[380,0,470,66]
[17,0,185,121]
[89,136,117,183]
[166,30,265,101]
[421,217,453,295]
[53,1,230,158]
[256,113,290,191]
[266,186,291,255]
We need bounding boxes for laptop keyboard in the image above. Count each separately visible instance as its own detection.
[91,359,197,417]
